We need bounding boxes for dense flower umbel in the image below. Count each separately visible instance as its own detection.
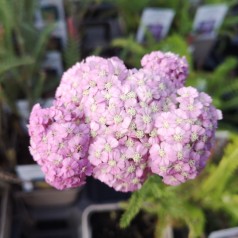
[28,51,222,191]
[141,51,189,89]
[149,87,221,185]
[28,104,92,189]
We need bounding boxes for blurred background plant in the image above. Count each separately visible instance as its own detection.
[0,0,55,115]
[63,0,83,68]
[0,101,16,169]
[112,33,192,68]
[0,0,57,166]
[105,0,192,36]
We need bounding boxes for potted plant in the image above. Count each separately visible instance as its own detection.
[81,202,166,238]
[0,0,59,165]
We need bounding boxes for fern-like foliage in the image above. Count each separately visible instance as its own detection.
[119,175,161,228]
[119,191,144,228]
[64,38,81,69]
[112,33,191,68]
[202,135,238,196]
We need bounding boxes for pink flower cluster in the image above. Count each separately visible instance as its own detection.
[29,51,222,192]
[29,103,92,189]
[141,51,188,89]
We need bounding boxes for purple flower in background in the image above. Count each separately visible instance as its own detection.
[147,24,163,41]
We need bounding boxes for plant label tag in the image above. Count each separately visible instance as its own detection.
[136,8,175,43]
[37,0,68,48]
[42,51,64,76]
[209,227,238,238]
[16,165,45,191]
[192,4,228,39]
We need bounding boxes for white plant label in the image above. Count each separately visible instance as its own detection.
[192,4,228,38]
[136,8,175,43]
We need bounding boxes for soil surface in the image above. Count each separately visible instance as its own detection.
[90,210,157,238]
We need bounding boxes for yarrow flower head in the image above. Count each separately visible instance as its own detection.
[88,136,149,192]
[28,51,222,191]
[29,103,92,190]
[141,51,189,89]
[149,87,222,186]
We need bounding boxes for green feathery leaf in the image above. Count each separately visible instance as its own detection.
[202,134,238,199]
[0,57,33,77]
[120,175,161,228]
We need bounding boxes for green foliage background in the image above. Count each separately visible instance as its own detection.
[0,0,56,113]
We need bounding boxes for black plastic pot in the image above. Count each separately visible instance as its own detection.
[81,203,160,238]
